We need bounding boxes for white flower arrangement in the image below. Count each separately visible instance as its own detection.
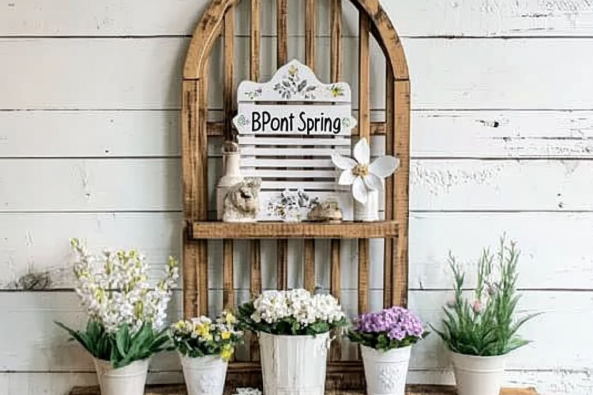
[55,238,179,368]
[331,137,400,204]
[236,289,348,336]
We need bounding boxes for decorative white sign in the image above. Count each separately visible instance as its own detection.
[232,59,356,221]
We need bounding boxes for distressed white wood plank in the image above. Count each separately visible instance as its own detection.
[242,169,338,178]
[0,110,182,158]
[410,159,593,211]
[5,110,593,159]
[240,158,335,168]
[6,158,593,211]
[1,290,589,371]
[240,147,350,156]
[238,136,351,146]
[3,38,593,110]
[0,159,183,212]
[4,212,593,291]
[410,110,593,159]
[1,370,590,395]
[3,0,593,38]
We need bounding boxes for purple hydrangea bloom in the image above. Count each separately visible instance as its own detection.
[353,306,425,340]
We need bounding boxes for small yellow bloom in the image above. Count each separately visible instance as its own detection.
[221,331,231,340]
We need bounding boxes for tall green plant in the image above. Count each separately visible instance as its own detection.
[431,236,540,357]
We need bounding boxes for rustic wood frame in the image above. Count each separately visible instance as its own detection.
[181,0,409,375]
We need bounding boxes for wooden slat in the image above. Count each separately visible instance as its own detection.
[182,79,199,319]
[197,56,211,317]
[277,239,288,290]
[241,147,350,156]
[330,0,343,83]
[357,13,371,319]
[393,79,411,307]
[192,221,398,239]
[241,158,335,168]
[304,239,315,292]
[305,0,316,70]
[238,136,351,146]
[250,240,262,361]
[250,0,260,82]
[383,66,395,308]
[242,169,337,178]
[329,238,342,361]
[277,0,288,66]
[223,240,234,309]
[223,7,235,141]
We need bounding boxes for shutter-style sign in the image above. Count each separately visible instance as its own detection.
[233,59,358,222]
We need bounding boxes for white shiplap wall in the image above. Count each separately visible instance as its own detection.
[1,1,593,394]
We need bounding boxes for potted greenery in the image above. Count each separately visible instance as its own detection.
[237,289,348,395]
[431,236,540,395]
[55,238,179,395]
[170,310,244,395]
[348,306,429,395]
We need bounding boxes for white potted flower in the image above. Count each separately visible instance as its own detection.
[347,306,429,395]
[55,238,179,395]
[170,310,244,395]
[237,289,348,395]
[431,236,541,395]
[331,137,399,221]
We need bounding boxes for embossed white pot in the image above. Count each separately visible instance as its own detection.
[180,354,228,395]
[259,331,331,395]
[354,190,379,222]
[360,345,411,395]
[93,357,149,395]
[450,351,507,395]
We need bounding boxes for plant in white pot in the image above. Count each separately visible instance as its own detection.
[170,310,244,395]
[347,306,429,395]
[431,236,540,395]
[237,289,348,395]
[55,238,179,395]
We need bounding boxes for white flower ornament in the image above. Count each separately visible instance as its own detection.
[331,137,400,204]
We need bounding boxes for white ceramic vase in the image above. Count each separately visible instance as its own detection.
[360,345,411,395]
[217,148,244,220]
[93,357,149,395]
[180,354,228,395]
[354,189,379,221]
[259,331,331,395]
[450,351,508,395]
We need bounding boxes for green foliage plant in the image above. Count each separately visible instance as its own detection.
[431,235,541,357]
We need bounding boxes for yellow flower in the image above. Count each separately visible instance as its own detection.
[221,344,234,361]
[194,323,211,338]
[221,331,231,340]
[224,312,236,325]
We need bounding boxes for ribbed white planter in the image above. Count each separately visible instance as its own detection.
[360,345,411,395]
[354,190,379,222]
[450,351,507,395]
[93,357,149,395]
[180,354,228,395]
[259,331,331,395]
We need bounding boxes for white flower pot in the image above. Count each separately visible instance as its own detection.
[354,190,379,222]
[450,351,507,395]
[259,331,331,395]
[93,357,149,395]
[180,354,228,395]
[360,345,411,395]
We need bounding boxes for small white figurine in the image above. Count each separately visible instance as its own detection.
[222,177,262,223]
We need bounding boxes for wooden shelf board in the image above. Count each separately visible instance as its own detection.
[191,220,399,239]
[69,384,539,395]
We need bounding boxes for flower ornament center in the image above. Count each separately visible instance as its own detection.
[352,164,369,178]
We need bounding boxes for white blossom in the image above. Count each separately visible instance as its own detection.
[250,289,345,327]
[70,238,179,334]
[331,137,400,204]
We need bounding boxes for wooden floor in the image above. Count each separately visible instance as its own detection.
[70,384,540,395]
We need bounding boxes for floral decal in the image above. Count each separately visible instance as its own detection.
[273,64,318,100]
[235,114,250,127]
[328,84,345,98]
[245,88,262,100]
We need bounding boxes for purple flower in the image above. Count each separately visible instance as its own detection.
[352,306,425,340]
